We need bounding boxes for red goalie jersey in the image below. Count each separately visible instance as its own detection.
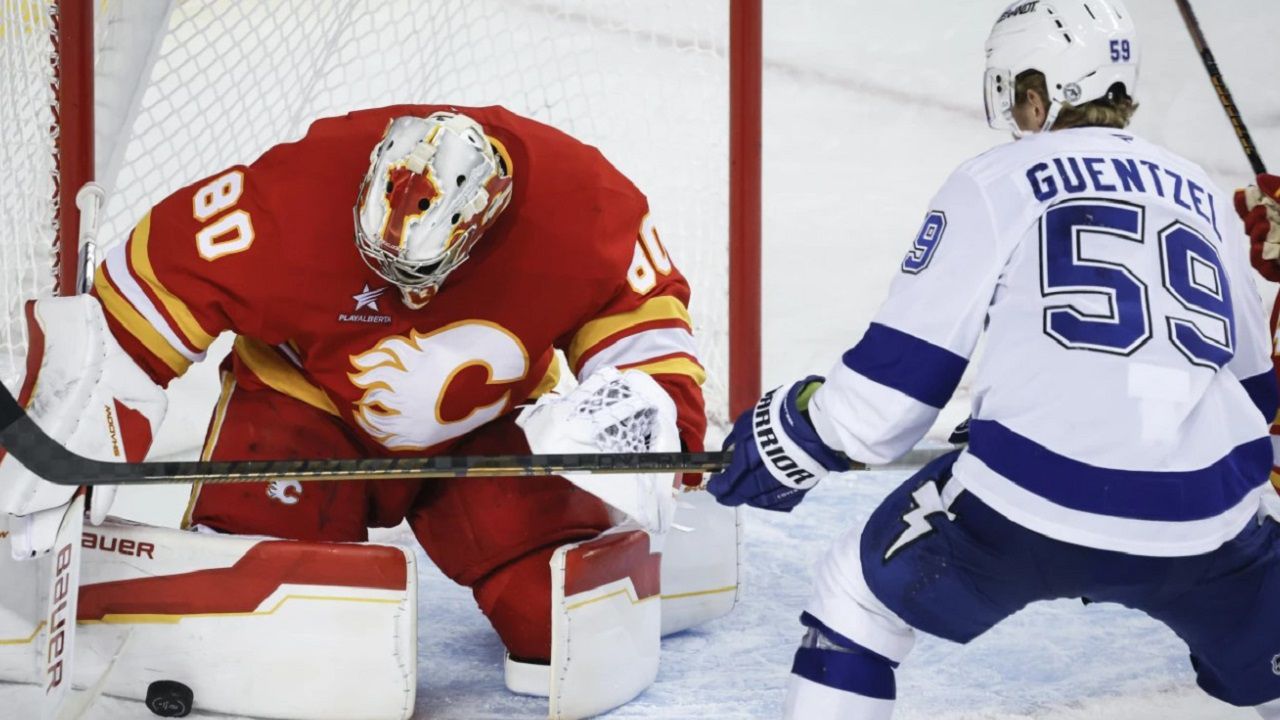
[92,104,707,458]
[90,104,708,663]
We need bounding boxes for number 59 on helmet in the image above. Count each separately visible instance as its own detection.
[983,0,1139,136]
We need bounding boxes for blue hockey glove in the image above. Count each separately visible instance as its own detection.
[706,377,852,512]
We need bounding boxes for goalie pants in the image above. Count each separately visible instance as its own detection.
[187,377,614,661]
[819,450,1280,707]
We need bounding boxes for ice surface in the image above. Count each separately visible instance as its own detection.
[6,0,1280,717]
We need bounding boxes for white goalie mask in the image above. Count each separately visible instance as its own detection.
[984,0,1139,136]
[355,112,514,308]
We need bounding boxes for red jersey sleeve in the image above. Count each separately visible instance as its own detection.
[92,165,282,386]
[562,214,708,455]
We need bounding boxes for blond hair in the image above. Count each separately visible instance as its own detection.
[1015,70,1137,130]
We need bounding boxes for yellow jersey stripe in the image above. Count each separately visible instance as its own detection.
[94,268,191,376]
[234,337,341,418]
[182,372,238,529]
[618,356,706,385]
[200,371,237,462]
[129,212,217,351]
[530,355,562,400]
[568,296,692,368]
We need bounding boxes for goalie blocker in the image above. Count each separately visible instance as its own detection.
[0,295,166,558]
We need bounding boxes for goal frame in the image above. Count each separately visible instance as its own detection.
[51,0,762,420]
[54,0,94,297]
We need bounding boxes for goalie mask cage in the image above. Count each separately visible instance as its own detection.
[0,0,760,433]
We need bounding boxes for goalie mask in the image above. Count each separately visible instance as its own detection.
[355,112,514,308]
[984,0,1139,136]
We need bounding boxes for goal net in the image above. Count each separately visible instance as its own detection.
[1,0,758,436]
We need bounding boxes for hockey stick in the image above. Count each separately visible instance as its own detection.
[36,185,107,720]
[0,380,954,487]
[39,491,84,720]
[1174,0,1267,175]
[0,384,722,485]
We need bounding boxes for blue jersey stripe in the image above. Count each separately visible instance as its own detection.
[1241,371,1279,424]
[968,420,1270,522]
[841,323,968,409]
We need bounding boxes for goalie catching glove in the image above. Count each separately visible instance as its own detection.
[0,296,166,559]
[517,367,681,533]
[706,377,852,512]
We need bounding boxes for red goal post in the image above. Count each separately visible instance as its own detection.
[5,0,761,433]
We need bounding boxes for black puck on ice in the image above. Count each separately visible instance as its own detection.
[145,680,194,717]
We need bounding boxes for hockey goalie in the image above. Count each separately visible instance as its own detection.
[0,106,739,719]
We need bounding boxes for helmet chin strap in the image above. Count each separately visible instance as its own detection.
[1007,97,1063,139]
[1040,99,1064,133]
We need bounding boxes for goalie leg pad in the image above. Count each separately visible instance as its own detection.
[0,519,419,720]
[409,412,612,660]
[547,527,662,720]
[0,512,60,684]
[659,489,741,636]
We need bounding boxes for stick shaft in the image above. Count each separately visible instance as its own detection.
[0,373,951,487]
[0,374,727,484]
[1175,0,1267,175]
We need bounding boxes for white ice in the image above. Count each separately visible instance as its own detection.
[7,0,1280,717]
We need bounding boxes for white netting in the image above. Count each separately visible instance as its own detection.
[0,1,59,390]
[4,0,736,428]
[574,374,660,454]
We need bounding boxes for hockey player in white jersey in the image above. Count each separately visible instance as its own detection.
[708,1,1280,717]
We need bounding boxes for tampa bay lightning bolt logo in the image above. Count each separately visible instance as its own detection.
[884,477,957,561]
[901,210,947,275]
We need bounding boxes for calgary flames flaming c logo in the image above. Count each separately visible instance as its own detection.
[348,321,530,450]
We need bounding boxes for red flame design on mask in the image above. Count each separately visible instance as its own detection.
[381,166,442,252]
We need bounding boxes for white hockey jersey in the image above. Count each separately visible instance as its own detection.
[810,127,1275,557]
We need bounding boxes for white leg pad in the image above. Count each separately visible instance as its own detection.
[1,518,418,720]
[784,674,895,720]
[504,653,550,697]
[0,512,51,681]
[660,490,741,636]
[807,524,914,663]
[1258,699,1280,719]
[545,526,661,720]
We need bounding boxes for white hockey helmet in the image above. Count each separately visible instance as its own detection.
[354,112,514,307]
[984,0,1139,135]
